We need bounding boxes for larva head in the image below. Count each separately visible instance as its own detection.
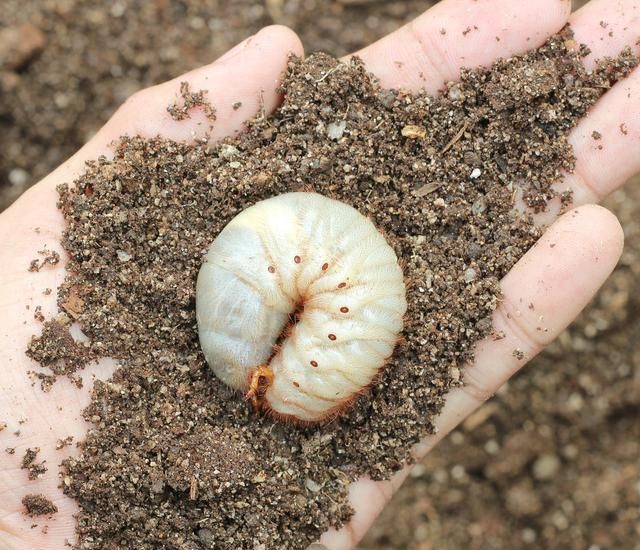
[196,192,407,423]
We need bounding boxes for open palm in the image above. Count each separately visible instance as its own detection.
[1,0,639,548]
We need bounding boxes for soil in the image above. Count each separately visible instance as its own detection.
[167,82,217,122]
[362,187,640,550]
[27,314,95,386]
[24,25,636,549]
[20,447,48,480]
[0,0,430,212]
[4,1,640,550]
[21,494,58,517]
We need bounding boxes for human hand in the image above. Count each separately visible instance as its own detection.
[322,0,639,547]
[0,1,638,549]
[0,25,305,548]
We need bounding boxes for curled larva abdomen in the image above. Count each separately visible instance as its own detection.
[196,192,407,423]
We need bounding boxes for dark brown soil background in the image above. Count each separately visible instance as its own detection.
[2,1,640,549]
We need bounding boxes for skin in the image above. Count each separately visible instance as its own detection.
[0,0,638,547]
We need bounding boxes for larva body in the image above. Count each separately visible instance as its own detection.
[196,192,407,423]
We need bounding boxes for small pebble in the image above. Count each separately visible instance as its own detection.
[401,125,427,139]
[326,121,346,140]
[464,268,477,283]
[8,168,29,186]
[305,478,322,493]
[197,528,215,545]
[220,144,239,159]
[471,197,487,215]
[532,453,561,480]
[116,250,132,262]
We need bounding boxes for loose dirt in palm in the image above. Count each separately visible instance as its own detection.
[22,494,58,517]
[27,29,636,549]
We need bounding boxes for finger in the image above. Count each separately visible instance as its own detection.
[571,0,640,71]
[549,0,640,208]
[347,0,571,92]
[559,67,640,208]
[7,24,303,203]
[321,204,624,549]
[106,25,303,146]
[0,24,302,263]
[420,206,621,441]
[0,22,303,331]
[319,474,406,550]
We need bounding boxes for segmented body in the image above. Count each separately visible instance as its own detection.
[196,192,407,422]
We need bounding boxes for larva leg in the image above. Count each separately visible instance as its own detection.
[245,364,275,411]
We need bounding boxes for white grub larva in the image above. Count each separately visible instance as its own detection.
[196,192,407,423]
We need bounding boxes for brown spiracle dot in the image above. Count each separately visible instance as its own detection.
[268,266,275,273]
[321,262,329,271]
[310,360,318,368]
[328,334,337,341]
[294,255,301,264]
[293,381,300,388]
[338,282,346,288]
[340,306,349,313]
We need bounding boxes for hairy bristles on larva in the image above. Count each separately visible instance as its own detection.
[196,192,407,423]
